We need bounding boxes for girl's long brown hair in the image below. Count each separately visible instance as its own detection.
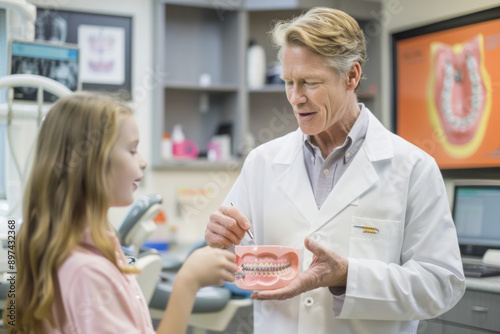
[5,92,139,333]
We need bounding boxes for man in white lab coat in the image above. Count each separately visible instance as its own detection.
[205,7,465,334]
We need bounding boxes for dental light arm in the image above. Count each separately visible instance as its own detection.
[0,74,71,97]
[0,74,72,121]
[0,74,72,217]
[0,0,36,40]
[0,0,35,23]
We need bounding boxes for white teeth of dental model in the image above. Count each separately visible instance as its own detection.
[241,263,291,275]
[440,55,483,132]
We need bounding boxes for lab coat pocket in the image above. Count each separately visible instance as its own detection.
[348,216,403,264]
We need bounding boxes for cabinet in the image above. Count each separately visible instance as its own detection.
[418,289,500,333]
[152,0,382,169]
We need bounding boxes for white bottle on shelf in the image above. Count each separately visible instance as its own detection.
[161,132,172,161]
[247,40,266,89]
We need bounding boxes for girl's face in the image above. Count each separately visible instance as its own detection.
[108,116,147,207]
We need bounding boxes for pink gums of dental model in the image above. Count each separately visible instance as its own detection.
[234,245,300,290]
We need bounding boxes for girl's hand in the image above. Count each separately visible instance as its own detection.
[177,246,237,290]
[159,247,237,334]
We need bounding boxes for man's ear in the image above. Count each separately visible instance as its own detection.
[346,62,362,91]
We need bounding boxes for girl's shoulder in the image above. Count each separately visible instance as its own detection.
[53,247,154,333]
[57,247,124,292]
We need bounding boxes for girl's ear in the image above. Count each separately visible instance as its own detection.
[346,62,362,91]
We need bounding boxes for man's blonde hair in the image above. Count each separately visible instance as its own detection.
[271,7,367,79]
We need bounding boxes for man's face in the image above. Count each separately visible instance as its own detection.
[281,45,351,138]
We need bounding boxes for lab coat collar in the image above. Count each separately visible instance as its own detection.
[272,109,393,165]
[275,132,319,224]
[272,108,393,227]
[363,111,394,162]
[272,127,304,165]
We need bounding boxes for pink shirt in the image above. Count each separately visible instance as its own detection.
[46,229,156,333]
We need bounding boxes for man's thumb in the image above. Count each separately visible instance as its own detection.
[305,236,325,256]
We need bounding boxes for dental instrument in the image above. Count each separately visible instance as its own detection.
[230,202,256,246]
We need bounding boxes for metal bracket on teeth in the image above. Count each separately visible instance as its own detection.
[241,263,291,271]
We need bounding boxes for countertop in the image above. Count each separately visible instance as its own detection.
[466,276,500,294]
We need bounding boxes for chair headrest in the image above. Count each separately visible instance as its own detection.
[118,194,163,246]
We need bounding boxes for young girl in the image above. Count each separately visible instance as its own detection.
[6,92,237,333]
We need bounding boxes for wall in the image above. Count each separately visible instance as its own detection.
[379,0,500,201]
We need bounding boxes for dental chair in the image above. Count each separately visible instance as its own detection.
[148,237,252,334]
[118,194,164,304]
[118,195,252,333]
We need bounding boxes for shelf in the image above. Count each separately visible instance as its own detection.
[245,0,327,11]
[248,84,286,93]
[153,0,382,169]
[164,81,239,93]
[357,91,377,100]
[153,158,243,171]
[248,87,377,98]
[160,0,240,10]
[160,4,240,85]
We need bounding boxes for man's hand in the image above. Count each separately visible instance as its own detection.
[205,205,251,249]
[251,237,348,300]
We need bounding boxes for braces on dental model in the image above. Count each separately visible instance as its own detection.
[239,263,291,276]
[234,246,300,287]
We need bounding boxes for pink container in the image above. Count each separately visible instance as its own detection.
[172,139,198,159]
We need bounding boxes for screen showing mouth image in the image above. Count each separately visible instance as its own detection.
[393,7,500,169]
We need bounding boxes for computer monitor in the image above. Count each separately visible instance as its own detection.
[452,180,500,257]
[8,39,80,102]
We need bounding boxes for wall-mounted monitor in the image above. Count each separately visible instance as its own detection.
[8,39,80,102]
[392,6,500,169]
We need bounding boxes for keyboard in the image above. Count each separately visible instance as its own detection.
[463,263,500,278]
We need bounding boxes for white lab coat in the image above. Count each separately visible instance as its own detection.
[225,109,465,334]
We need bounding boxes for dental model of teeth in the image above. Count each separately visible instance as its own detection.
[240,263,291,275]
[234,245,300,290]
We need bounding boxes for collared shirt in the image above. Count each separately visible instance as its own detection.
[303,103,369,209]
